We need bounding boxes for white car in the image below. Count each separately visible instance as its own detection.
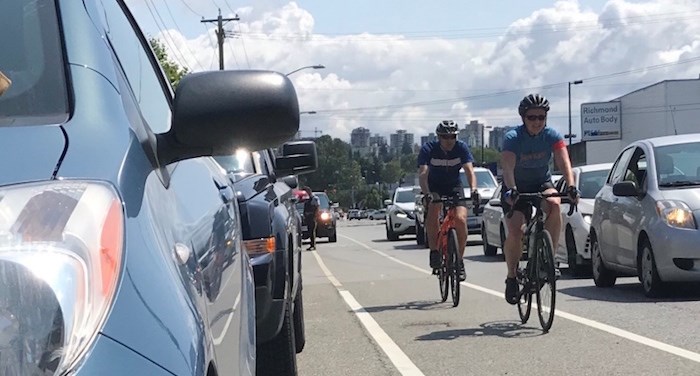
[555,163,613,275]
[385,186,421,240]
[461,167,498,234]
[481,174,565,256]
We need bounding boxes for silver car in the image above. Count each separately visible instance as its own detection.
[590,134,700,297]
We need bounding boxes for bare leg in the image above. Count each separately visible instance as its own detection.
[504,211,526,278]
[453,206,468,258]
[541,188,562,256]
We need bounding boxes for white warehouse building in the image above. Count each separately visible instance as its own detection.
[569,78,700,166]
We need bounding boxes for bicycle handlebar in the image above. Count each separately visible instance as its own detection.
[506,191,578,218]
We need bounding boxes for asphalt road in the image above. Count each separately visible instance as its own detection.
[296,219,700,376]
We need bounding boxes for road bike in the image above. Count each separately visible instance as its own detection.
[510,192,575,332]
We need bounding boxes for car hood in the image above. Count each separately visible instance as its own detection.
[0,125,67,184]
[394,202,415,212]
[658,187,700,210]
[577,198,595,215]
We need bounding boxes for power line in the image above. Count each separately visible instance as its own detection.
[159,0,205,71]
[234,22,252,68]
[143,0,191,70]
[174,0,203,18]
[201,9,240,70]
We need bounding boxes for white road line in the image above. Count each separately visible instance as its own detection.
[340,234,700,364]
[311,250,425,376]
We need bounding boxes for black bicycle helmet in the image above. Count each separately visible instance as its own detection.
[436,120,459,135]
[518,94,550,116]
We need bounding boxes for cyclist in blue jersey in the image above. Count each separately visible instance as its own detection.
[501,94,580,304]
[417,120,479,281]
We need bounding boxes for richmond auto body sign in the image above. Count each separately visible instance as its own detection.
[580,101,621,141]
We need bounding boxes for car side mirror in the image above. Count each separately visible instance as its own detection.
[383,199,392,207]
[279,175,298,189]
[275,141,318,176]
[488,199,501,207]
[612,181,638,197]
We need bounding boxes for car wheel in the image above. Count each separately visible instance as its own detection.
[639,240,664,298]
[293,287,306,353]
[482,223,497,256]
[416,220,425,245]
[591,233,616,288]
[257,297,297,375]
[329,230,337,243]
[565,226,584,277]
[386,219,399,241]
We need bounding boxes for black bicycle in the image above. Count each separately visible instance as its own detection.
[509,192,575,332]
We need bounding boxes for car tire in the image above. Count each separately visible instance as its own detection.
[293,287,306,353]
[591,233,616,288]
[482,223,498,256]
[565,226,584,277]
[416,220,425,245]
[257,297,297,375]
[639,240,664,298]
[386,219,399,241]
[329,230,337,243]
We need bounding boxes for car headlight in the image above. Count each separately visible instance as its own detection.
[395,210,408,219]
[582,214,592,225]
[0,181,124,375]
[656,200,696,229]
[320,212,331,221]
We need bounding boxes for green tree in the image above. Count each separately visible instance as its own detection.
[401,140,413,155]
[382,159,402,185]
[150,38,189,88]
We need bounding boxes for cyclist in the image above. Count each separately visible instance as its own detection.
[417,120,479,281]
[501,94,580,305]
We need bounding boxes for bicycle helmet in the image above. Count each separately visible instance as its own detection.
[435,120,459,135]
[518,94,550,116]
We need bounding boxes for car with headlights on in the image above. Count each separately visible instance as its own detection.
[0,1,300,374]
[555,163,613,276]
[590,134,700,297]
[385,186,421,241]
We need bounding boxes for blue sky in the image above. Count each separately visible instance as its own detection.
[126,0,699,142]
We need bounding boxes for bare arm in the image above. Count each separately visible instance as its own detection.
[463,162,477,191]
[418,165,430,194]
[501,151,517,189]
[553,147,575,187]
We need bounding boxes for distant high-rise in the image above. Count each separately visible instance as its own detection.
[489,126,518,151]
[460,120,483,148]
[350,127,371,148]
[390,130,415,154]
[420,133,437,146]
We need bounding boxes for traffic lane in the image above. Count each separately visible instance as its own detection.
[332,224,700,374]
[297,240,401,376]
[342,223,700,355]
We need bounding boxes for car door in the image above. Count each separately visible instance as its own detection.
[597,147,635,265]
[554,175,570,260]
[614,147,647,268]
[483,183,502,245]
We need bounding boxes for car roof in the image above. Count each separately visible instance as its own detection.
[460,167,492,172]
[395,185,420,192]
[575,162,614,173]
[632,133,700,148]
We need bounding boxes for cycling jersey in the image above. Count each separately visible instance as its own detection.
[503,125,565,191]
[417,140,474,195]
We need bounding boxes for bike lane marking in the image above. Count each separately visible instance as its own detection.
[310,250,425,376]
[341,234,700,364]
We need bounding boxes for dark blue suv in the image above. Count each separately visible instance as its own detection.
[0,1,299,375]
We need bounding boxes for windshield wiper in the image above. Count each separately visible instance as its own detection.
[659,180,700,187]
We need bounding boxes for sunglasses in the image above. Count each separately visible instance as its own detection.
[525,115,547,121]
[439,135,457,140]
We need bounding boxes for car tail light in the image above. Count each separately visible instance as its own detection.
[0,180,124,375]
[244,236,276,255]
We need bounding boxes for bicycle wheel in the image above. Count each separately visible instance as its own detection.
[447,229,460,307]
[438,249,448,303]
[516,271,532,323]
[535,229,556,332]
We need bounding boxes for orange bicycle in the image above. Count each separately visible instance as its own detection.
[433,194,476,307]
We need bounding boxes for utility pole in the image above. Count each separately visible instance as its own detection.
[201,9,239,70]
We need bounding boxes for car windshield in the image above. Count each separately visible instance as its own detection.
[0,1,69,126]
[460,170,497,188]
[395,190,417,203]
[214,149,255,181]
[315,193,330,209]
[578,170,610,199]
[654,142,700,187]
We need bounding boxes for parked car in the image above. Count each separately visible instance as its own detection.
[385,186,421,241]
[590,134,700,297]
[0,1,301,374]
[215,141,317,374]
[347,209,362,220]
[415,167,498,246]
[480,173,563,256]
[369,209,386,220]
[554,163,613,276]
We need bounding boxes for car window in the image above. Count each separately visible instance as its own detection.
[252,151,270,176]
[214,149,255,175]
[579,169,610,199]
[608,147,635,184]
[460,170,497,188]
[102,0,172,134]
[654,142,700,187]
[0,1,69,126]
[315,193,330,209]
[492,184,502,199]
[623,148,647,189]
[395,190,417,203]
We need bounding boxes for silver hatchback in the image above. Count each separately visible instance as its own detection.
[590,134,700,297]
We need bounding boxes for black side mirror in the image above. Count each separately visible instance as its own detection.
[275,141,318,176]
[612,181,638,197]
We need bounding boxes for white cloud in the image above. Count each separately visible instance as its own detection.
[148,0,700,143]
